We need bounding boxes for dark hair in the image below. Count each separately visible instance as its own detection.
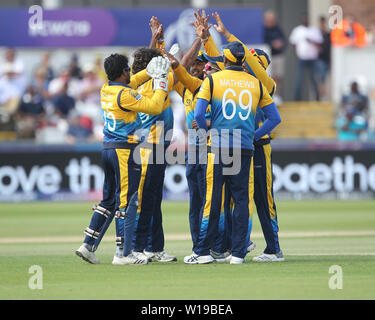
[132,47,162,75]
[104,53,129,81]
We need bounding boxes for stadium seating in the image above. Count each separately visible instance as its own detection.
[0,131,16,141]
[273,101,337,139]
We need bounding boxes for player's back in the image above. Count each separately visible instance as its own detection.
[203,68,265,151]
[100,82,142,145]
[137,73,174,145]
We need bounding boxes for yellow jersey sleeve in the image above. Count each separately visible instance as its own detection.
[119,87,168,115]
[258,81,274,108]
[128,69,150,89]
[173,81,185,98]
[156,40,165,50]
[203,35,225,71]
[196,77,211,102]
[204,35,220,56]
[173,64,202,95]
[228,34,276,95]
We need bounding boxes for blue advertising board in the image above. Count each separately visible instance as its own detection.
[0,7,263,49]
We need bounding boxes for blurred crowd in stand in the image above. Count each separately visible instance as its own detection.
[267,10,375,141]
[0,49,106,143]
[335,81,370,141]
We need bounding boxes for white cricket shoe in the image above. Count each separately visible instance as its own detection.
[112,252,148,265]
[247,241,256,253]
[75,244,99,264]
[144,250,177,262]
[230,256,245,264]
[210,250,232,263]
[184,252,214,264]
[133,251,151,262]
[112,255,124,265]
[143,250,154,259]
[252,251,285,262]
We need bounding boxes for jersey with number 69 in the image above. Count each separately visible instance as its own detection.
[100,70,168,147]
[197,66,274,151]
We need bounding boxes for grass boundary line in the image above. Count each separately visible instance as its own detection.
[1,230,375,244]
[285,252,375,256]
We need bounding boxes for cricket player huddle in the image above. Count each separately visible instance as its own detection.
[75,9,284,265]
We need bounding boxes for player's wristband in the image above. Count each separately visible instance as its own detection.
[153,78,168,92]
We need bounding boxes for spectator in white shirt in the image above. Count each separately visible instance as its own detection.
[289,15,323,101]
[77,63,103,105]
[75,63,103,122]
[1,48,24,77]
[48,68,80,100]
[0,63,26,130]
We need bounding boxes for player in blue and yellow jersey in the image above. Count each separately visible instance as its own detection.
[129,17,210,263]
[186,41,281,264]
[211,12,284,262]
[163,10,238,262]
[204,12,284,261]
[160,11,234,260]
[128,47,177,263]
[249,48,284,262]
[190,9,254,262]
[163,46,224,261]
[172,56,209,259]
[149,15,215,261]
[75,53,171,265]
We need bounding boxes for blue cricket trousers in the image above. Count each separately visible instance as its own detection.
[195,151,254,259]
[253,143,281,254]
[134,145,167,252]
[185,150,206,253]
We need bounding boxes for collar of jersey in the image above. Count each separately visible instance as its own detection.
[225,66,244,71]
[108,81,131,88]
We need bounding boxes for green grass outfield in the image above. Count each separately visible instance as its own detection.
[0,200,375,300]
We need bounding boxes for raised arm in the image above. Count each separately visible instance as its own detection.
[212,11,275,94]
[192,9,224,70]
[180,38,202,70]
[203,36,223,69]
[229,33,276,94]
[254,82,281,140]
[162,48,202,94]
[179,9,210,69]
[119,88,167,115]
[149,16,164,49]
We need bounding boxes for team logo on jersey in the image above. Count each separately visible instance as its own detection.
[129,89,142,101]
[186,99,192,106]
